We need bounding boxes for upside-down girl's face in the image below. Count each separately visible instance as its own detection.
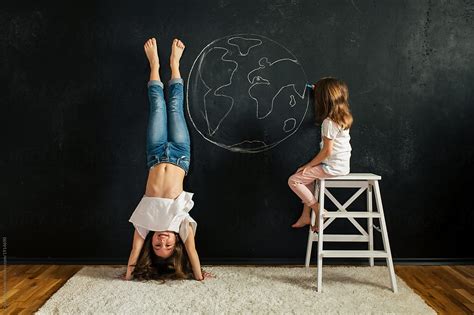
[152,231,176,258]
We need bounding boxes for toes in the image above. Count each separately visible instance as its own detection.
[145,38,158,49]
[173,38,184,49]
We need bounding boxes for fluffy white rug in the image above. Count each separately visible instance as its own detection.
[36,266,434,314]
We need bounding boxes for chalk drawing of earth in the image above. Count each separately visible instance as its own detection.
[186,34,309,153]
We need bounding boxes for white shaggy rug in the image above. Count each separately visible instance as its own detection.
[36,266,434,314]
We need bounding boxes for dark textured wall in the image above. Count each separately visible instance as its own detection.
[1,0,473,263]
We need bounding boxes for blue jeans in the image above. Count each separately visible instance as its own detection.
[146,78,191,175]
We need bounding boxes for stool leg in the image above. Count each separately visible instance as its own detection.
[373,180,398,293]
[316,179,325,293]
[367,183,374,267]
[305,208,315,267]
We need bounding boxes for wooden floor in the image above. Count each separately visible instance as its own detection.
[0,265,473,314]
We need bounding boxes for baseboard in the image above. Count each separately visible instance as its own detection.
[4,257,474,265]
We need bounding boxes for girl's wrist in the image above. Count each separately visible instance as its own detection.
[195,268,204,280]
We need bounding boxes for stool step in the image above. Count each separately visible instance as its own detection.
[321,250,388,258]
[324,211,382,218]
[326,173,381,181]
[313,234,369,242]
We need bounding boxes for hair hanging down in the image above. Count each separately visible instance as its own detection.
[130,232,194,282]
[313,77,353,129]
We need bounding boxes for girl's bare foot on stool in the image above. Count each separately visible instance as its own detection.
[310,204,328,232]
[144,38,160,69]
[291,204,311,228]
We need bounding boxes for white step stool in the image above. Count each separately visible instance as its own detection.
[305,173,398,293]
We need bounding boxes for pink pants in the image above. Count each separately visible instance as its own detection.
[288,164,335,206]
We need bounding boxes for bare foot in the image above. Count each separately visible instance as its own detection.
[291,215,311,228]
[310,207,328,232]
[170,38,185,67]
[144,38,159,69]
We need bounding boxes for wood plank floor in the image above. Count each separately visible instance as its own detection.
[1,265,473,314]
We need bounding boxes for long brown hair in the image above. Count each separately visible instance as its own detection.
[313,77,353,129]
[130,232,193,282]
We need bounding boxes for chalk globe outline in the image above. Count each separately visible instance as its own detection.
[186,33,309,153]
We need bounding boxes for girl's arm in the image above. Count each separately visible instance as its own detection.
[183,224,204,280]
[298,137,334,173]
[124,229,145,280]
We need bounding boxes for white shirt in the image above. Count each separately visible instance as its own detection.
[128,191,197,243]
[319,118,352,176]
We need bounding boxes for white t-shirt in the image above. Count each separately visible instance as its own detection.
[128,191,197,243]
[319,118,352,176]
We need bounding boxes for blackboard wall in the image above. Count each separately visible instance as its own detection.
[2,0,473,263]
